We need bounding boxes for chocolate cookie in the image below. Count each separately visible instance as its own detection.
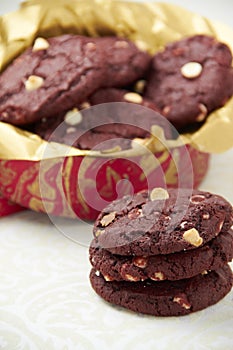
[90,230,233,282]
[88,88,172,138]
[144,35,233,130]
[35,88,172,150]
[0,35,150,125]
[90,265,233,316]
[93,188,233,256]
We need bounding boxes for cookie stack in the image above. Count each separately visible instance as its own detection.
[89,188,233,316]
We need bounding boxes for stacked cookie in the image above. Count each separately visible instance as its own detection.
[89,188,233,316]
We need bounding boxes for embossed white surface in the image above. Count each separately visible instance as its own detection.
[0,1,233,349]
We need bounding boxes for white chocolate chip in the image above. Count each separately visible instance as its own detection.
[196,104,208,122]
[150,187,169,201]
[183,228,203,247]
[190,194,206,204]
[133,257,148,268]
[173,296,191,310]
[180,221,188,229]
[134,80,146,94]
[150,272,165,281]
[95,229,104,237]
[103,275,114,282]
[125,274,140,282]
[128,208,143,220]
[201,270,208,275]
[114,41,129,49]
[218,221,224,232]
[80,102,91,109]
[181,61,203,79]
[202,213,210,220]
[100,212,116,227]
[86,42,96,50]
[32,37,49,51]
[124,92,143,104]
[95,270,100,277]
[24,75,44,91]
[64,108,82,126]
[66,127,76,134]
[162,105,171,115]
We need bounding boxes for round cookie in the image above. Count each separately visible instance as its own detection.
[93,188,233,256]
[35,114,133,151]
[88,88,171,139]
[90,265,233,316]
[0,35,150,125]
[35,88,172,150]
[144,35,233,130]
[90,230,233,282]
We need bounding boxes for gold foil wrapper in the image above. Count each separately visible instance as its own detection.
[0,0,233,159]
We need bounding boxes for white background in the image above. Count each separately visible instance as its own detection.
[0,1,232,350]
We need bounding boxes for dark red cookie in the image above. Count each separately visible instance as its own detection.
[90,265,233,316]
[88,88,172,138]
[34,88,171,150]
[93,188,233,256]
[0,35,150,125]
[90,230,233,282]
[144,35,233,130]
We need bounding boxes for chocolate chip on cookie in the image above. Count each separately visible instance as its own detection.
[90,230,233,281]
[145,35,233,130]
[90,265,233,316]
[0,35,150,125]
[93,188,233,255]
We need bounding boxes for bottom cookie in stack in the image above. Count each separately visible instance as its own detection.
[89,188,233,316]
